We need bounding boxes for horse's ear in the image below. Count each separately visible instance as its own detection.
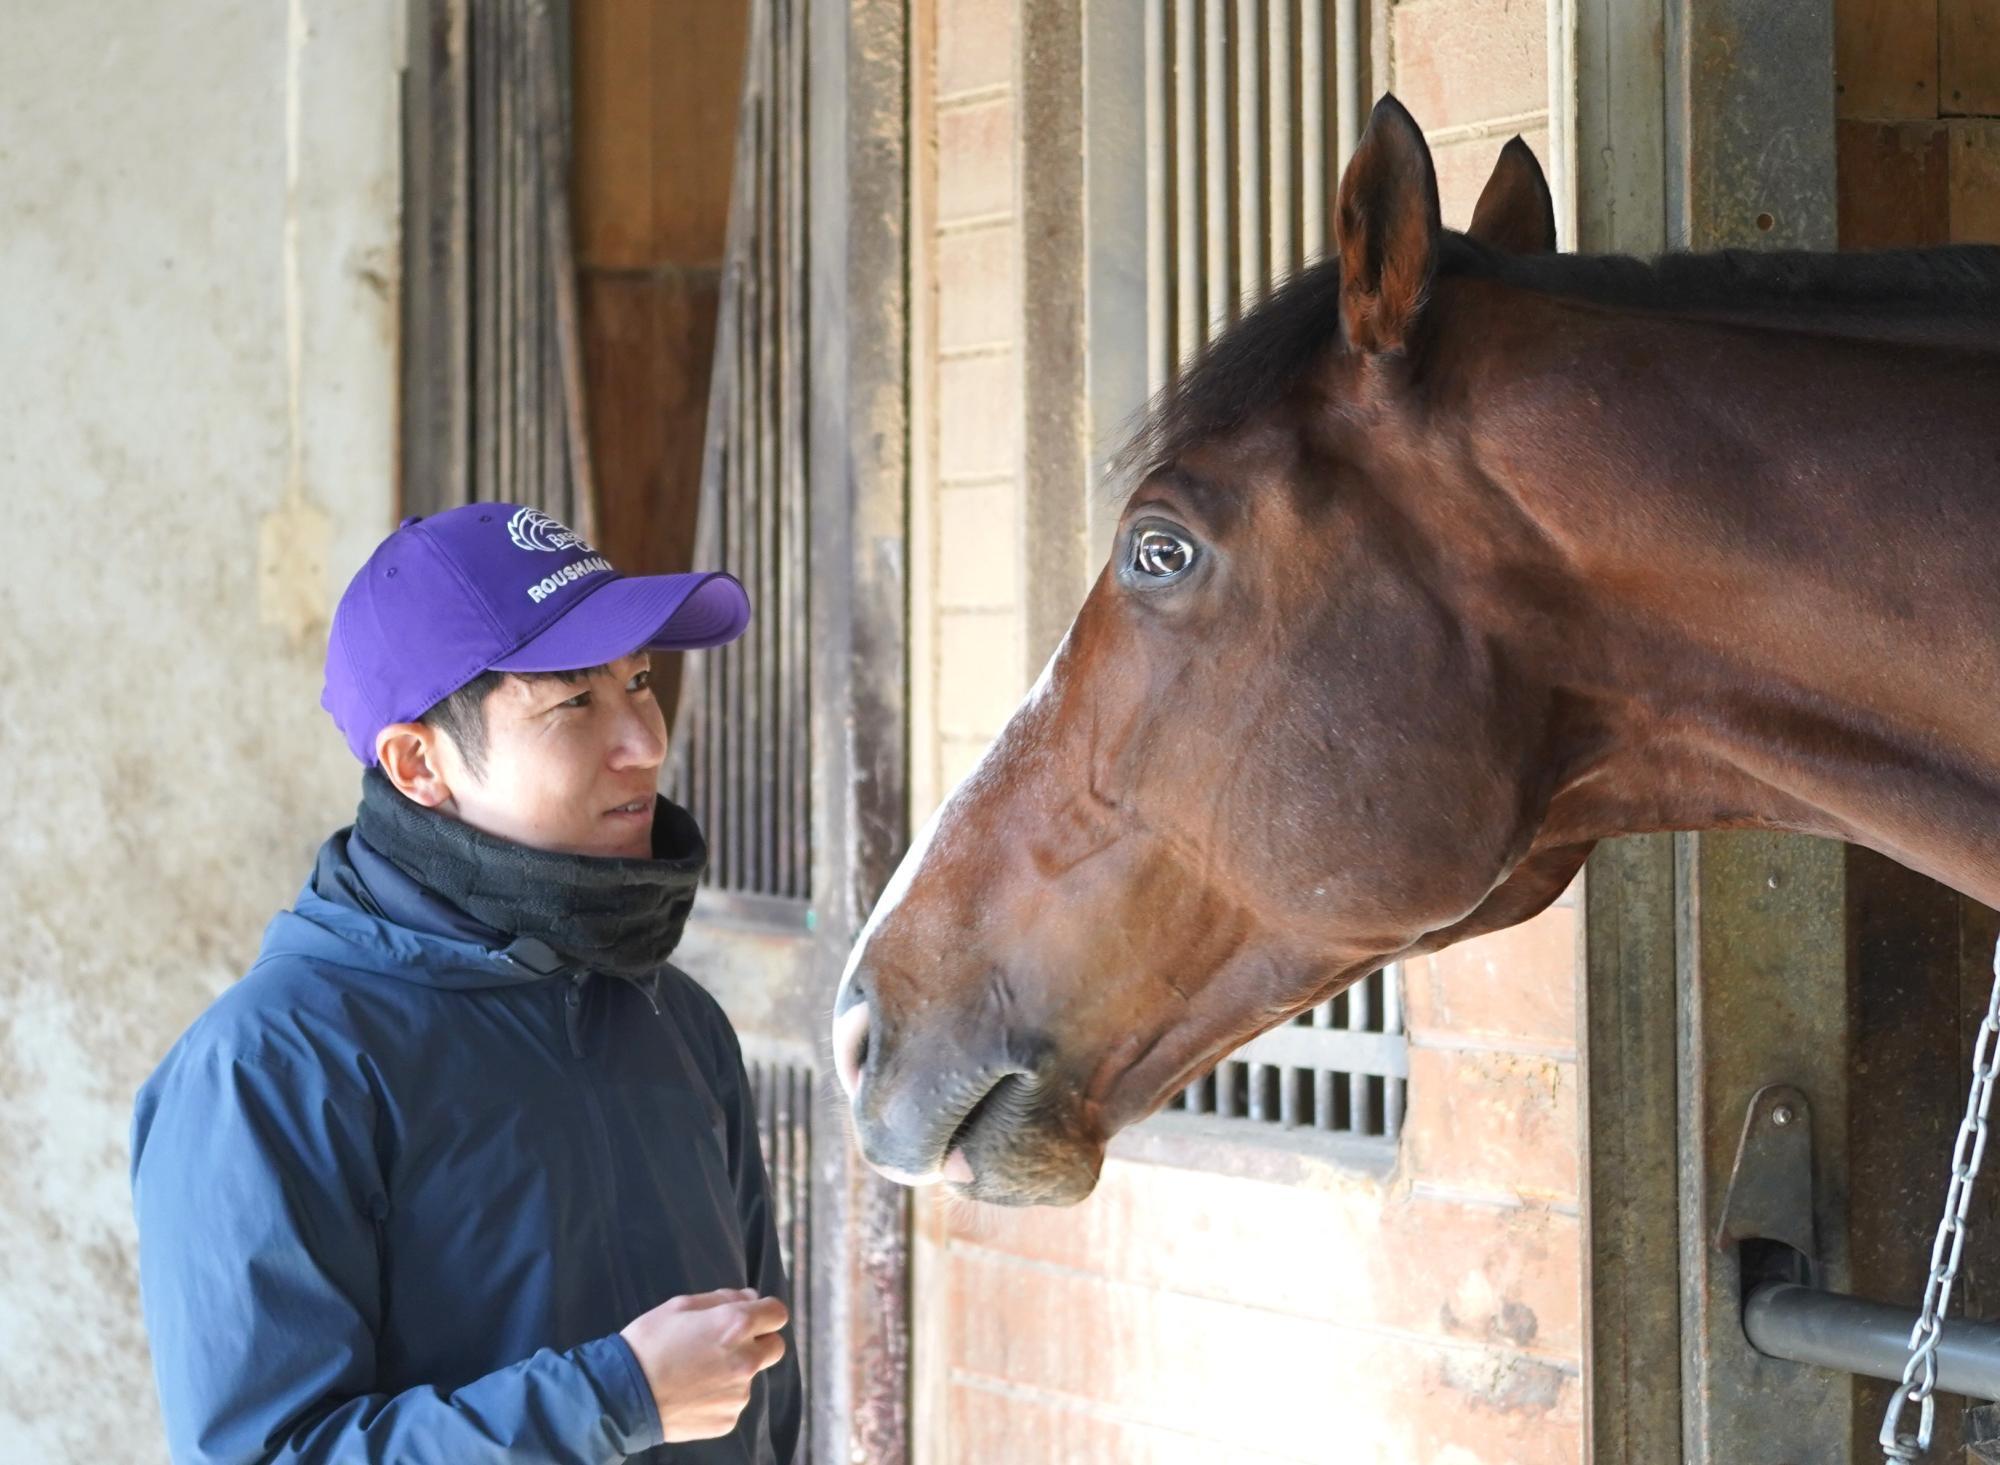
[1468,136,1556,254]
[1335,94,1441,356]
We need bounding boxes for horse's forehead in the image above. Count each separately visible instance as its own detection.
[1127,426,1310,527]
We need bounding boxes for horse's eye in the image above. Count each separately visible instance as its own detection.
[1132,528,1195,579]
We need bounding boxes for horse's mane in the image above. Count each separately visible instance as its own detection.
[1115,236,2000,492]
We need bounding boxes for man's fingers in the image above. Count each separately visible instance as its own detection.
[664,1287,752,1313]
[738,1297,790,1335]
[751,1332,789,1373]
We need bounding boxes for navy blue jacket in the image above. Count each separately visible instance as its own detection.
[131,828,801,1464]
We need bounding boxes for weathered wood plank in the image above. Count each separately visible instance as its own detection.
[1950,119,2000,242]
[1837,118,1952,247]
[1836,0,1939,121]
[1942,0,2000,116]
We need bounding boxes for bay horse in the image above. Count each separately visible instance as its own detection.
[835,94,2000,1206]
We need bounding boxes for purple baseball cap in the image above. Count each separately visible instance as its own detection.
[322,502,751,765]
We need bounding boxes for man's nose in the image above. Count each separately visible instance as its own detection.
[609,700,669,770]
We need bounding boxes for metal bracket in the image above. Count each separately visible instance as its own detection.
[1716,1083,1817,1267]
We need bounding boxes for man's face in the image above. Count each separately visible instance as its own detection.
[437,652,669,859]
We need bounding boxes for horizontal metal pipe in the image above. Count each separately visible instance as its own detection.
[1744,1283,2000,1400]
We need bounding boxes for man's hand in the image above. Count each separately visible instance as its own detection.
[619,1288,790,1443]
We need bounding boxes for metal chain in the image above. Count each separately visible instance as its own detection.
[1880,937,2000,1462]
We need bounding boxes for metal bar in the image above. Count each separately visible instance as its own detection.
[497,2,518,506]
[1265,0,1293,287]
[530,0,597,544]
[779,0,806,902]
[1143,0,1171,396]
[725,221,749,890]
[1299,0,1325,259]
[474,3,499,504]
[1745,1284,2000,1401]
[1333,0,1360,168]
[1314,998,1336,1131]
[1232,0,1261,313]
[1229,1017,1410,1075]
[757,40,779,898]
[1172,0,1199,370]
[1201,0,1228,340]
[1346,967,1373,1133]
[514,2,539,517]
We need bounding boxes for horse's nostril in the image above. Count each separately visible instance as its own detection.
[832,1000,872,1099]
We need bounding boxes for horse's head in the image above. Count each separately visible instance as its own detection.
[835,97,1583,1205]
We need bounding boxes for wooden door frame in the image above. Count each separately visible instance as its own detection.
[803,1,914,1461]
[1572,4,1856,1460]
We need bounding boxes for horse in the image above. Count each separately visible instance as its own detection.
[832,93,2000,1207]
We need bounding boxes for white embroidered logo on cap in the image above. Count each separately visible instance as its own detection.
[507,507,587,554]
[526,555,612,604]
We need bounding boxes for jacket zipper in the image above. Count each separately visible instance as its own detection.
[560,973,643,1322]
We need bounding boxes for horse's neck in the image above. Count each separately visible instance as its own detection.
[1499,297,2000,903]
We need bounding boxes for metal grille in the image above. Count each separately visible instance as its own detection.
[402,0,595,530]
[746,1056,813,1463]
[1170,965,1408,1139]
[1145,0,1363,391]
[669,0,812,902]
[1141,3,1402,1144]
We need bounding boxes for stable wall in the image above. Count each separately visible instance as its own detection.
[0,5,402,1457]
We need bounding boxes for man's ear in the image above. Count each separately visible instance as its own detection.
[375,724,455,808]
[1335,93,1442,356]
[1468,135,1557,254]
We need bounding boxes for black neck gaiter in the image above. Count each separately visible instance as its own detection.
[353,766,706,978]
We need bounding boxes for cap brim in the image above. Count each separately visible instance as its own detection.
[489,572,751,674]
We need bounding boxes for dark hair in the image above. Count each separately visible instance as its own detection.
[419,664,611,779]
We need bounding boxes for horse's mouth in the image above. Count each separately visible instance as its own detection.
[941,1073,1019,1167]
[944,1074,1104,1207]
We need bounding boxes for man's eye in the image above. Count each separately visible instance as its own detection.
[560,691,591,710]
[628,669,652,692]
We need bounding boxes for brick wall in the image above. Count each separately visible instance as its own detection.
[1389,0,1552,225]
[910,0,1030,816]
[909,2,1585,1459]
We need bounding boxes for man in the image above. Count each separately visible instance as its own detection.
[131,503,800,1463]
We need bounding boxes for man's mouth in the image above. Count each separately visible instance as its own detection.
[606,799,652,818]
